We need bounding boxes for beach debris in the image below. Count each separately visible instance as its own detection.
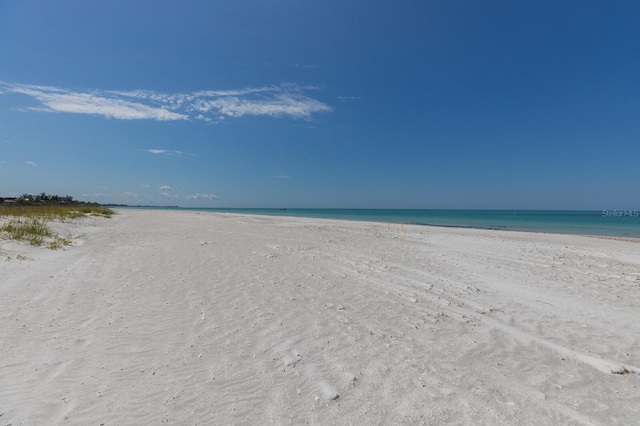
[611,367,631,375]
[320,381,340,402]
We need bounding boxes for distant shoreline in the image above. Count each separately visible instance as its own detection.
[111,206,640,239]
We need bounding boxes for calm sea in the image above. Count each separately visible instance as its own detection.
[175,208,640,239]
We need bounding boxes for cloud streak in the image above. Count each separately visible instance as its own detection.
[160,190,218,200]
[143,149,194,156]
[157,185,217,201]
[0,81,332,122]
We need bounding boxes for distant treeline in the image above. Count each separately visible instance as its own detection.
[7,193,101,206]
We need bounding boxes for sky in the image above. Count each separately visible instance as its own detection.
[1,0,639,209]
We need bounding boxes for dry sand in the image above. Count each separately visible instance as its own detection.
[1,209,639,425]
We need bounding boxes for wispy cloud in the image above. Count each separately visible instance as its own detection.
[143,149,194,156]
[25,161,37,167]
[276,175,291,179]
[6,83,186,121]
[185,193,218,200]
[122,192,138,198]
[0,81,332,121]
[140,184,151,188]
[158,186,218,201]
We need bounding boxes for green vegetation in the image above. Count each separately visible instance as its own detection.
[0,193,114,249]
[1,193,113,220]
[0,217,53,246]
[0,204,113,221]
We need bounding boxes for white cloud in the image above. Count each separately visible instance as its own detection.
[140,184,151,188]
[191,93,330,119]
[158,188,218,201]
[122,192,138,198]
[25,161,37,167]
[186,193,218,200]
[5,83,187,121]
[143,149,194,156]
[0,81,332,121]
[276,175,291,179]
[195,114,212,122]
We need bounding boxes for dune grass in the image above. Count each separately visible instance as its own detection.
[0,204,113,221]
[0,217,53,246]
[0,204,114,249]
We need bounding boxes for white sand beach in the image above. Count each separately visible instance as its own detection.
[1,209,639,425]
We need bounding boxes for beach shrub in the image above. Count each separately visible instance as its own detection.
[0,217,53,246]
[0,198,113,249]
[0,204,114,220]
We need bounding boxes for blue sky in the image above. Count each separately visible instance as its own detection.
[1,0,639,209]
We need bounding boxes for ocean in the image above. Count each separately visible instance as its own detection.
[178,208,640,239]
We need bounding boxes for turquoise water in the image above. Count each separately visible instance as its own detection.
[180,208,640,239]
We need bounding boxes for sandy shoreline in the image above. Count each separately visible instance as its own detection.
[1,209,639,424]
